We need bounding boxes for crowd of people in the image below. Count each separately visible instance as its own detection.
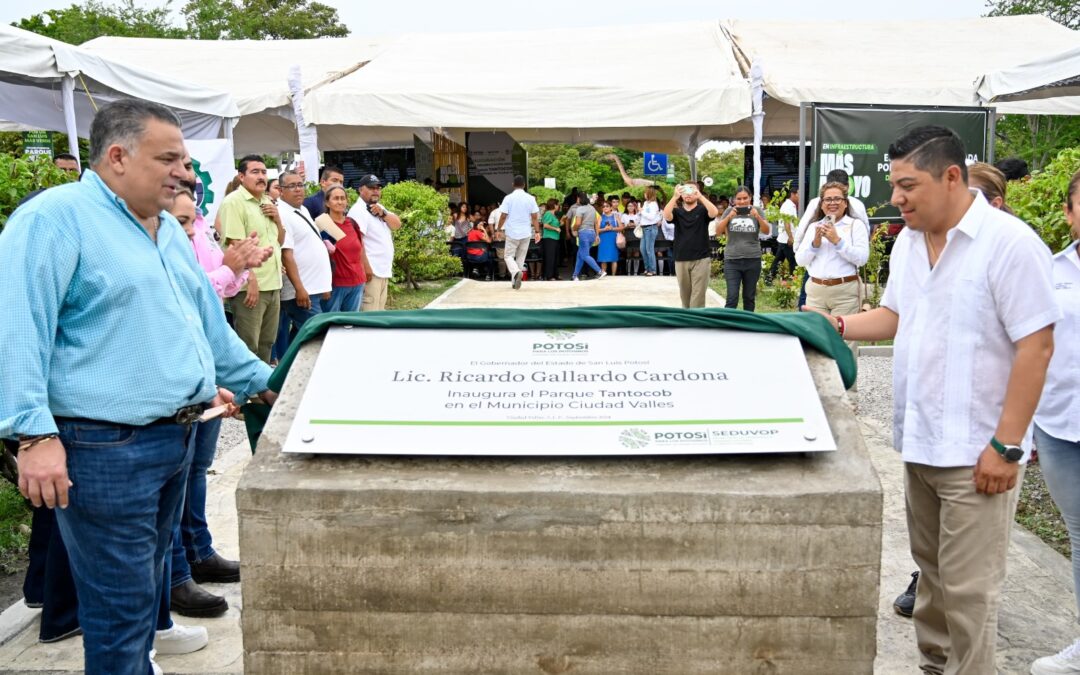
[0,99,1078,675]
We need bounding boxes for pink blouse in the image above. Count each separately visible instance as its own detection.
[190,213,248,299]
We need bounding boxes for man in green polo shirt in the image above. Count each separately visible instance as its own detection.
[219,155,285,363]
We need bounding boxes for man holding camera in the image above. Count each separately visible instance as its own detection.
[347,174,401,311]
[663,183,718,308]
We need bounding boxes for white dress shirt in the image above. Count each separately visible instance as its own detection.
[881,190,1060,467]
[1035,240,1080,442]
[795,214,869,279]
[778,199,798,244]
[794,195,870,250]
[347,201,397,279]
[499,189,539,240]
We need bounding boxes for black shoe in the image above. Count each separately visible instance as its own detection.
[170,579,228,618]
[512,271,522,290]
[39,626,82,644]
[190,552,240,584]
[894,571,918,618]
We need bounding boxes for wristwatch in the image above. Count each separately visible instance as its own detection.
[990,436,1024,463]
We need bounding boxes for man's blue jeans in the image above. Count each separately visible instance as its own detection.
[640,225,658,274]
[54,420,194,675]
[322,284,364,313]
[170,418,222,589]
[271,298,323,361]
[1034,424,1080,619]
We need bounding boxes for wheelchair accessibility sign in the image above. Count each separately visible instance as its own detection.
[643,152,668,176]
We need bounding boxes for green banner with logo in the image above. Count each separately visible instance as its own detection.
[810,105,991,222]
[22,131,53,159]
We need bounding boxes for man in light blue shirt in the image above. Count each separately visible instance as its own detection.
[497,175,539,290]
[0,99,276,675]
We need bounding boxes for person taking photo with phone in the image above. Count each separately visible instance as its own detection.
[663,182,719,308]
[715,185,770,311]
[795,181,869,321]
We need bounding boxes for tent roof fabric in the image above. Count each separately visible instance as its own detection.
[724,16,1080,112]
[977,44,1080,103]
[301,21,752,143]
[80,35,383,116]
[0,24,238,118]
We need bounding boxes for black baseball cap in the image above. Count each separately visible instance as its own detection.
[358,174,383,188]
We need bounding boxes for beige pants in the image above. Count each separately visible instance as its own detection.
[805,277,862,316]
[905,461,1023,675]
[503,237,530,279]
[361,276,389,311]
[675,258,710,308]
[229,289,280,363]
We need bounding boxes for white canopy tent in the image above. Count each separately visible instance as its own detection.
[977,44,1080,103]
[0,24,239,164]
[80,35,389,155]
[301,21,752,155]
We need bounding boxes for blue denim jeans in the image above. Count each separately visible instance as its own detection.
[322,284,364,313]
[572,229,602,278]
[640,225,658,274]
[54,420,194,675]
[1034,424,1080,619]
[170,418,222,588]
[271,297,323,361]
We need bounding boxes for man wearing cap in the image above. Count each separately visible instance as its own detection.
[497,175,540,290]
[347,175,401,311]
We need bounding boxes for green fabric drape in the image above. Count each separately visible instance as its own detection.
[243,307,855,450]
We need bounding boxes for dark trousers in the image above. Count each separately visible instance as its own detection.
[769,242,796,279]
[798,271,809,308]
[723,258,762,312]
[24,506,80,641]
[541,238,560,279]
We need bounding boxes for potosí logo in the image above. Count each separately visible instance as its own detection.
[652,430,710,446]
[619,428,651,449]
[533,328,588,354]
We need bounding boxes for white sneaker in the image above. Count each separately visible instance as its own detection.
[1032,638,1080,674]
[598,271,607,279]
[154,623,209,655]
[572,276,579,281]
[150,648,163,675]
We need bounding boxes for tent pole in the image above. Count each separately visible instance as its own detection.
[986,108,996,164]
[797,102,808,219]
[750,59,764,206]
[61,76,80,171]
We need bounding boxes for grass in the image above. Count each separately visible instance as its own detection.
[0,481,30,575]
[386,279,459,310]
[1016,461,1071,558]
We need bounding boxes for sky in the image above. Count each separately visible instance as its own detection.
[2,0,995,35]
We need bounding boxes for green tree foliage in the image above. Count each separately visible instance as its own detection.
[984,0,1080,171]
[0,154,78,229]
[527,143,690,196]
[695,149,744,197]
[181,0,349,40]
[14,0,186,44]
[528,186,563,206]
[1006,146,1080,252]
[378,181,461,289]
[985,0,1078,28]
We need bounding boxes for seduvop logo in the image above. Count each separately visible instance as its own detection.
[532,328,588,354]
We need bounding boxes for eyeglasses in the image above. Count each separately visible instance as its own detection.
[282,183,305,190]
[822,197,847,203]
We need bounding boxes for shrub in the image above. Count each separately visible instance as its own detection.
[528,186,563,206]
[379,181,461,288]
[0,154,77,230]
[1006,146,1080,252]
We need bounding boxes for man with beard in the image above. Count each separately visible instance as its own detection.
[219,155,285,361]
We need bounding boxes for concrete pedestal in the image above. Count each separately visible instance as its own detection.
[238,338,881,674]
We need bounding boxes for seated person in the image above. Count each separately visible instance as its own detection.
[465,220,495,281]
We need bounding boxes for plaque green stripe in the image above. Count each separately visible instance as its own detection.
[309,418,804,428]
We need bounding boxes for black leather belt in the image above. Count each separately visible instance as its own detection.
[56,403,208,429]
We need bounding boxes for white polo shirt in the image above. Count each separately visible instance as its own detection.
[278,203,332,300]
[794,214,869,279]
[1035,240,1080,442]
[778,198,798,244]
[348,200,396,279]
[881,190,1060,467]
[499,189,539,240]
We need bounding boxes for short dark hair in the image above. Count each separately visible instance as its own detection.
[238,154,265,174]
[512,175,526,187]
[825,169,850,185]
[320,164,344,181]
[994,157,1030,181]
[88,98,181,166]
[54,153,78,163]
[887,125,968,182]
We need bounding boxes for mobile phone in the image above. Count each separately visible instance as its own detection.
[736,206,750,216]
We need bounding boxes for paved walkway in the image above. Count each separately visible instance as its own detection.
[0,277,1074,673]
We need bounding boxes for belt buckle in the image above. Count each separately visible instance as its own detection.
[174,405,203,426]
